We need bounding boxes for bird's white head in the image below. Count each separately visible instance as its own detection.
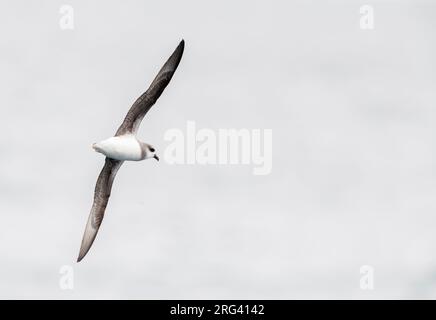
[140,143,159,161]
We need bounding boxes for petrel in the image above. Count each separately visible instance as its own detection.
[77,40,184,262]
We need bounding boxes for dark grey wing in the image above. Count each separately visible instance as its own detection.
[115,40,185,136]
[77,158,123,262]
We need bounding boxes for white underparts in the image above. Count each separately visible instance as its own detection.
[93,135,143,161]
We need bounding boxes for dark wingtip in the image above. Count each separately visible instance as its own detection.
[176,39,185,56]
[77,253,84,263]
[77,246,89,263]
[162,39,184,73]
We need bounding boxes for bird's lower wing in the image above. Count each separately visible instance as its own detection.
[77,158,123,262]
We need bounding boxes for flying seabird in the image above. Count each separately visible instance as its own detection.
[77,40,184,262]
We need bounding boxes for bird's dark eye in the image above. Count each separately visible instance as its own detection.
[149,147,155,152]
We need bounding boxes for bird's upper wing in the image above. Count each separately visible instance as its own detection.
[77,158,123,262]
[115,40,185,136]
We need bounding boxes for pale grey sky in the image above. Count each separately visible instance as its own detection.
[0,0,436,299]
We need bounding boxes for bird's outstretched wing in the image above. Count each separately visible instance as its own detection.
[115,39,185,136]
[77,158,123,262]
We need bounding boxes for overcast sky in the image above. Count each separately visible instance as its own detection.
[0,0,436,299]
